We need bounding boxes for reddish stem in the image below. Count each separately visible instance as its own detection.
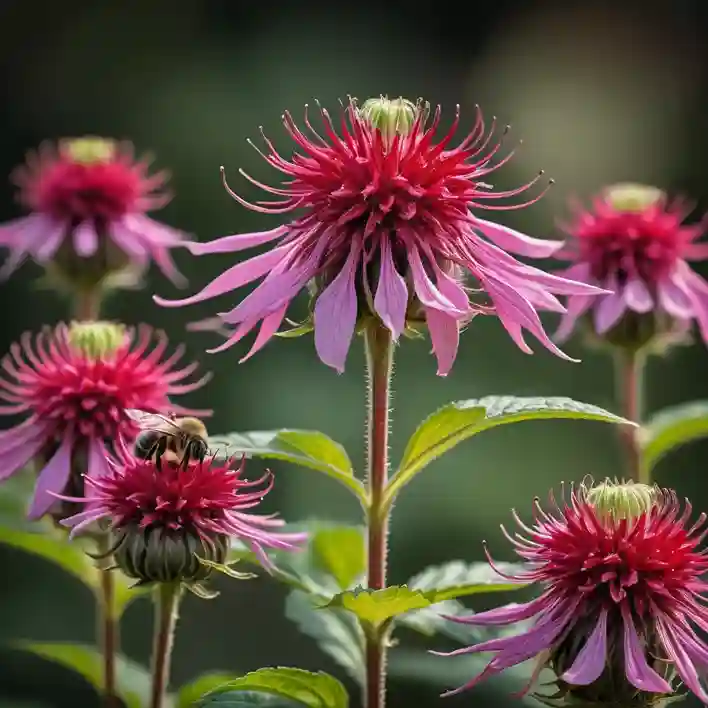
[73,289,102,321]
[96,535,121,708]
[364,323,394,708]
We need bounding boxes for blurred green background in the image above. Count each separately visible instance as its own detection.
[1,1,707,706]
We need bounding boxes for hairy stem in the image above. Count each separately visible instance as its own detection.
[614,349,648,484]
[96,534,121,708]
[150,583,182,708]
[364,323,394,708]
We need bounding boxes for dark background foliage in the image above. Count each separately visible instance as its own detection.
[1,1,707,706]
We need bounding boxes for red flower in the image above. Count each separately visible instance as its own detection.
[435,481,708,705]
[0,322,210,519]
[0,137,187,286]
[155,98,604,375]
[554,184,708,344]
[60,449,307,579]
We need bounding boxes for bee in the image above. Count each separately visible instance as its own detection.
[126,410,210,469]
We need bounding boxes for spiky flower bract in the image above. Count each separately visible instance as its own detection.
[554,183,708,351]
[154,97,605,375]
[0,137,188,290]
[0,322,210,519]
[59,448,307,586]
[435,480,708,707]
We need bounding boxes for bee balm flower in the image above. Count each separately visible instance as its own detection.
[59,449,307,587]
[434,480,708,706]
[0,137,187,289]
[554,184,708,349]
[0,321,210,520]
[154,97,605,375]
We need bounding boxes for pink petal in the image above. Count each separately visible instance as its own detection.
[408,245,466,315]
[73,221,98,257]
[154,243,291,308]
[594,288,627,334]
[555,294,595,343]
[186,226,288,255]
[622,605,672,694]
[561,609,608,685]
[374,236,408,339]
[240,305,288,362]
[474,217,565,258]
[0,423,46,481]
[314,242,360,373]
[28,434,74,520]
[658,273,693,319]
[624,278,653,313]
[425,307,461,377]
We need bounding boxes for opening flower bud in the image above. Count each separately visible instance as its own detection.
[586,479,657,524]
[359,96,419,144]
[114,525,230,585]
[604,183,664,213]
[67,321,127,359]
[63,136,116,164]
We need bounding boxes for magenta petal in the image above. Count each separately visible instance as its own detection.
[555,294,594,343]
[425,307,460,377]
[0,424,46,481]
[443,597,547,626]
[656,620,708,702]
[622,605,672,694]
[314,242,360,373]
[624,278,653,313]
[374,236,408,339]
[28,434,74,520]
[561,609,608,685]
[409,245,465,315]
[594,289,627,334]
[186,227,288,255]
[73,221,98,257]
[658,273,693,318]
[239,305,288,362]
[475,217,564,258]
[87,438,112,480]
[154,243,290,308]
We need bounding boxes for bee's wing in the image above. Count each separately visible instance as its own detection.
[125,409,179,434]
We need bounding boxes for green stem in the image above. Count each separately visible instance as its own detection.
[73,288,102,321]
[363,323,394,708]
[96,534,121,708]
[150,583,182,708]
[614,349,648,484]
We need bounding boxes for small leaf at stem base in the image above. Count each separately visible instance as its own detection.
[177,672,243,708]
[321,586,431,631]
[640,401,708,472]
[197,667,348,708]
[386,396,632,507]
[207,430,365,503]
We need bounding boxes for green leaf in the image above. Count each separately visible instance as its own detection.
[0,467,36,530]
[311,526,365,591]
[14,642,154,708]
[285,590,365,688]
[208,431,365,504]
[408,560,530,602]
[322,586,431,631]
[178,673,243,708]
[640,401,708,472]
[199,668,348,708]
[200,692,302,707]
[0,526,97,590]
[386,396,631,507]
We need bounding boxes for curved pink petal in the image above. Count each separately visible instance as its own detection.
[561,609,608,685]
[374,236,408,339]
[186,226,288,255]
[624,278,653,313]
[475,217,565,258]
[73,221,98,257]
[314,242,360,373]
[425,307,461,377]
[622,605,672,694]
[28,434,74,520]
[594,289,627,334]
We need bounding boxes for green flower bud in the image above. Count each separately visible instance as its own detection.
[68,321,127,359]
[605,183,664,213]
[586,479,657,525]
[64,136,116,164]
[359,96,420,144]
[113,525,230,585]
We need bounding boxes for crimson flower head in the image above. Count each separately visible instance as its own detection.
[154,97,605,376]
[59,448,307,587]
[0,136,187,289]
[434,480,708,707]
[554,183,708,350]
[0,321,210,520]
